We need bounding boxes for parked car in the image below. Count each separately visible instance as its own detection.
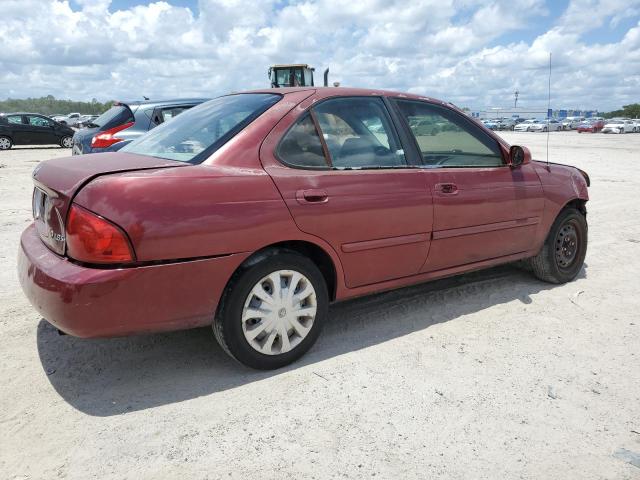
[72,115,99,129]
[482,119,500,130]
[514,119,543,132]
[631,119,640,132]
[71,98,208,155]
[497,117,516,130]
[576,119,605,133]
[18,88,589,369]
[560,116,585,130]
[528,119,562,132]
[602,119,635,134]
[57,112,82,125]
[0,112,76,150]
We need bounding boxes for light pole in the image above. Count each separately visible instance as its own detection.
[514,90,519,109]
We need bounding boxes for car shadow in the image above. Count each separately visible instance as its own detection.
[37,264,587,417]
[10,146,67,150]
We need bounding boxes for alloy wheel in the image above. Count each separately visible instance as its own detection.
[61,136,73,148]
[241,270,317,355]
[0,137,11,150]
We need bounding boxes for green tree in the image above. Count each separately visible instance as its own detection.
[603,103,640,119]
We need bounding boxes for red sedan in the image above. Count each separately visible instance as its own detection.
[18,88,589,369]
[577,119,605,133]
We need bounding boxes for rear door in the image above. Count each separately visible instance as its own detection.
[393,99,544,272]
[261,95,433,288]
[6,115,29,143]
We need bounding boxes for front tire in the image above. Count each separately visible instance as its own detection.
[0,136,12,150]
[528,208,587,284]
[60,136,73,148]
[213,251,329,369]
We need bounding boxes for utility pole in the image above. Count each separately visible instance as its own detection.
[514,90,519,109]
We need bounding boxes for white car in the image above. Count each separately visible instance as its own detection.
[632,119,640,132]
[519,119,562,132]
[602,119,635,134]
[561,116,585,130]
[514,119,541,132]
[58,112,82,125]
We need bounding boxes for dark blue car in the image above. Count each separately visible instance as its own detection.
[72,98,208,155]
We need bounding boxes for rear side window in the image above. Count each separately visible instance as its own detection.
[150,105,194,127]
[92,105,135,129]
[277,113,328,168]
[395,100,503,168]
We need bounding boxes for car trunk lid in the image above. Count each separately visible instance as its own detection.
[31,152,187,255]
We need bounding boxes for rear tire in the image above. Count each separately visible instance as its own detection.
[60,136,73,148]
[213,250,328,370]
[527,208,587,284]
[0,136,12,150]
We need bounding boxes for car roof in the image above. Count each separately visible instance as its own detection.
[0,112,48,116]
[242,86,448,104]
[115,98,210,108]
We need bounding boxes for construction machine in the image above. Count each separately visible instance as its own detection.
[268,64,330,88]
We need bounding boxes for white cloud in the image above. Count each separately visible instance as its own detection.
[0,0,638,111]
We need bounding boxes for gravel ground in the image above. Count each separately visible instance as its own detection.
[1,132,639,479]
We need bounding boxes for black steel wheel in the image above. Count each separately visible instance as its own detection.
[528,207,587,283]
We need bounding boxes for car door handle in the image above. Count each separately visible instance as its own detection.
[296,189,329,204]
[436,183,458,195]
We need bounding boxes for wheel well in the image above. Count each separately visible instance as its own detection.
[239,241,337,300]
[564,198,587,216]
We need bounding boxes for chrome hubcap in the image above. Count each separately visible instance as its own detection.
[0,138,10,149]
[242,270,317,355]
[62,137,73,148]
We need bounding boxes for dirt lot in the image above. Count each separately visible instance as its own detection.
[1,132,639,479]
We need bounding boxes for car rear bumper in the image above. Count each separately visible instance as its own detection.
[18,223,248,337]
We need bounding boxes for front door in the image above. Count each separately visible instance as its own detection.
[393,99,544,272]
[25,115,59,145]
[262,96,433,288]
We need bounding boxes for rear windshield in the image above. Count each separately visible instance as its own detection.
[121,93,281,163]
[92,105,135,128]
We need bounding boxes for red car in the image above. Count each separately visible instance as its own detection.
[18,88,589,369]
[577,119,605,133]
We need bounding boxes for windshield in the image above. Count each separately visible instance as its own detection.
[121,93,281,163]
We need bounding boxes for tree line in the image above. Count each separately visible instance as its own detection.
[603,103,640,119]
[0,95,113,116]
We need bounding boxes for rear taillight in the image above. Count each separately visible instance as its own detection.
[91,122,134,149]
[66,204,134,264]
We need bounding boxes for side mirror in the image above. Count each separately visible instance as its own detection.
[509,145,531,168]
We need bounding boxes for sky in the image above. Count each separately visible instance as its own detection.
[1,0,639,111]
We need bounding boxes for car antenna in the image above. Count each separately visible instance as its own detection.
[546,52,551,171]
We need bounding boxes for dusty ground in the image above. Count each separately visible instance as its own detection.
[1,132,639,479]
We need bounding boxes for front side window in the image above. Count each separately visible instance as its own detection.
[395,100,504,168]
[122,93,280,163]
[7,115,23,125]
[313,97,406,168]
[27,115,52,127]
